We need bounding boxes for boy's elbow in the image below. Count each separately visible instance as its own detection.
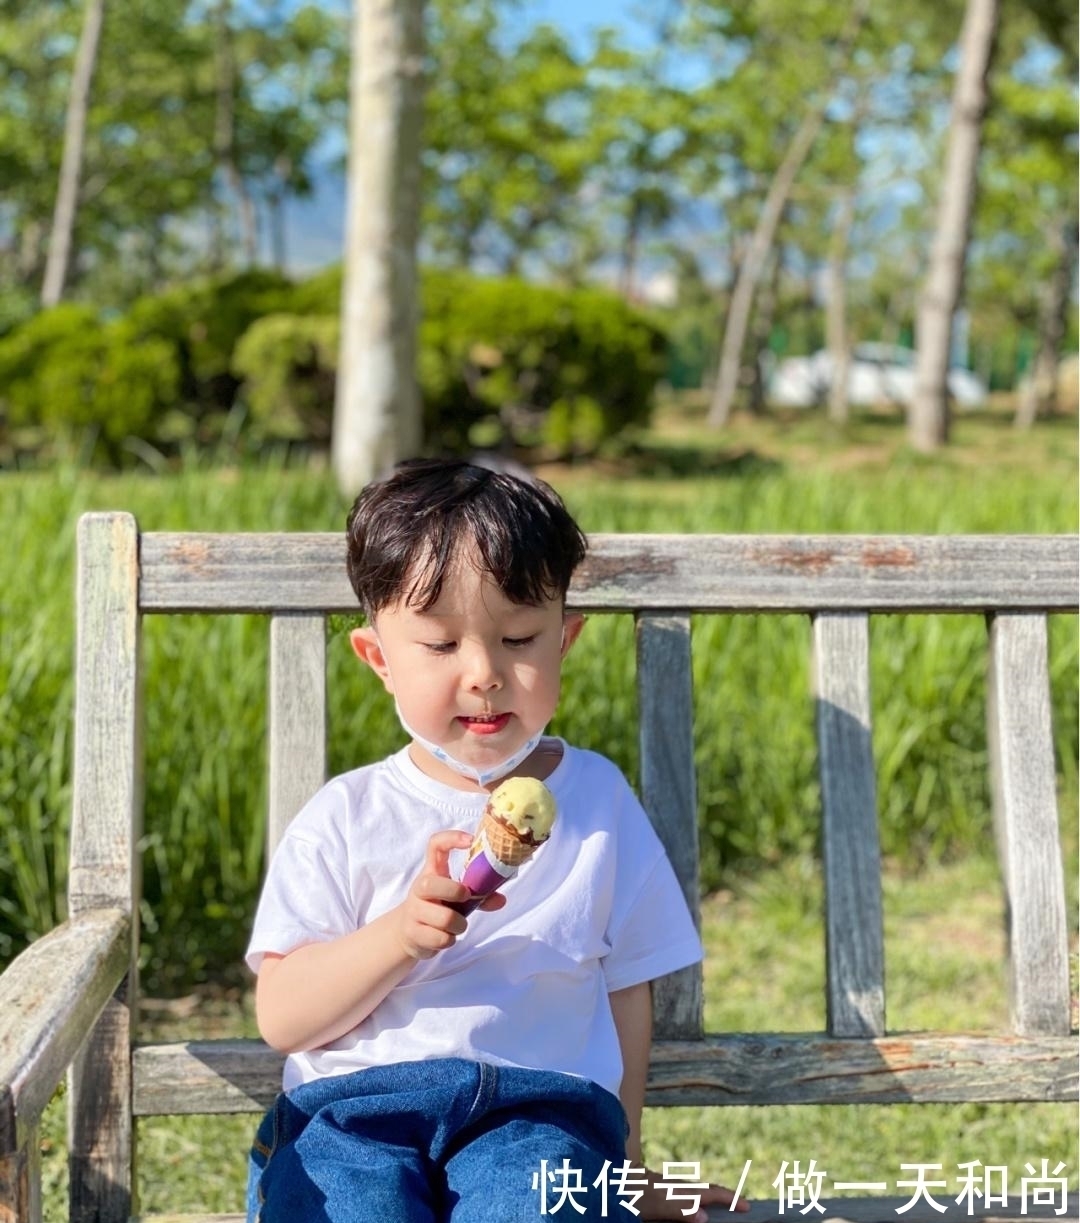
[257,1018,302,1055]
[255,967,305,1053]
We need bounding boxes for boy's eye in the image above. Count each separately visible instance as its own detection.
[504,635,537,648]
[423,641,457,654]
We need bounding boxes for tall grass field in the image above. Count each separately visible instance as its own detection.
[3,413,1078,1216]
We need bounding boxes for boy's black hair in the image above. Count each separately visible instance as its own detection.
[345,458,588,618]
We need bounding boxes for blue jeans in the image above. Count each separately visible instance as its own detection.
[247,1058,629,1222]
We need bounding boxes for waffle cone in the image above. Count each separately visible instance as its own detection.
[478,812,541,868]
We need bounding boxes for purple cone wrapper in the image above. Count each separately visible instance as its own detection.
[447,835,520,915]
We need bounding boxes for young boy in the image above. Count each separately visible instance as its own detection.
[246,458,745,1222]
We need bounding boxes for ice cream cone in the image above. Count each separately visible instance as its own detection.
[452,776,558,913]
[476,811,541,868]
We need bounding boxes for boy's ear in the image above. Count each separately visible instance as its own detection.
[560,613,586,657]
[349,627,394,693]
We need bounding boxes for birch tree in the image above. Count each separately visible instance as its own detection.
[909,0,1000,451]
[705,0,869,428]
[41,0,105,306]
[333,0,425,497]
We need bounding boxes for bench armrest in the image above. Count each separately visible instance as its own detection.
[0,908,130,1152]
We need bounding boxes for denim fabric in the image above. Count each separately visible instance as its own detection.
[247,1057,629,1223]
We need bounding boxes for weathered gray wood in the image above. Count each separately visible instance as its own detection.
[70,513,142,915]
[69,513,142,1223]
[0,910,129,1152]
[69,991,135,1223]
[268,614,327,854]
[812,613,885,1038]
[133,1040,280,1115]
[986,614,1071,1037]
[137,533,1079,614]
[133,1029,1077,1115]
[0,1127,41,1223]
[646,1033,1078,1106]
[637,614,703,1040]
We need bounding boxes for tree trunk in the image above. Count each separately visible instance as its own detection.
[706,0,869,428]
[706,107,825,428]
[332,0,426,497]
[41,0,105,307]
[214,1,258,267]
[1015,216,1075,428]
[747,251,780,415]
[826,184,858,425]
[619,196,643,301]
[909,0,999,452]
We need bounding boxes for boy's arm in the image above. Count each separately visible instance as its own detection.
[609,980,652,1164]
[255,829,502,1053]
[610,980,750,1222]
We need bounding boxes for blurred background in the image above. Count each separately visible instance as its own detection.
[0,0,1076,470]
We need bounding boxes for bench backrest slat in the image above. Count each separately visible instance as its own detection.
[138,533,1080,613]
[636,613,703,1040]
[70,512,141,1222]
[71,513,142,917]
[813,612,885,1038]
[268,614,327,856]
[986,612,1071,1037]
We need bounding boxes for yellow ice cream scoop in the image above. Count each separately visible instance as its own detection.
[486,776,557,842]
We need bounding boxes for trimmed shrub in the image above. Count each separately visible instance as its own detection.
[418,271,665,455]
[227,269,665,457]
[125,269,296,415]
[0,304,179,445]
[232,313,340,441]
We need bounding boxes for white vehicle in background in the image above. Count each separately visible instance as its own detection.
[768,343,987,409]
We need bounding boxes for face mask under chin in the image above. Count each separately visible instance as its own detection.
[393,700,545,788]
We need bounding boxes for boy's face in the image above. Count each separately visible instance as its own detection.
[350,550,584,790]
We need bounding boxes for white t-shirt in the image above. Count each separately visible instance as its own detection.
[247,740,702,1098]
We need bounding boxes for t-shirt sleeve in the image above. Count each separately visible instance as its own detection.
[245,789,357,975]
[600,781,703,994]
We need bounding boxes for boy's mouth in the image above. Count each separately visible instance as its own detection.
[458,713,512,736]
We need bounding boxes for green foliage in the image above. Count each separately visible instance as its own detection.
[0,304,179,444]
[1,0,345,310]
[0,267,661,460]
[126,269,297,412]
[227,267,666,457]
[419,271,665,455]
[232,313,340,440]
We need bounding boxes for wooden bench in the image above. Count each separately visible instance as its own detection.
[1,514,1076,1223]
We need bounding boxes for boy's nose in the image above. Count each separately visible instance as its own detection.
[463,645,502,691]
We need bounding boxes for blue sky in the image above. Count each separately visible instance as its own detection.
[526,0,652,49]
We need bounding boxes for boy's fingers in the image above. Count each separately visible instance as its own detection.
[423,830,472,877]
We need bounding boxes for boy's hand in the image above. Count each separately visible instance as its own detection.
[637,1167,750,1221]
[394,830,505,960]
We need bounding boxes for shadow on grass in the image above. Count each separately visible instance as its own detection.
[600,439,785,480]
